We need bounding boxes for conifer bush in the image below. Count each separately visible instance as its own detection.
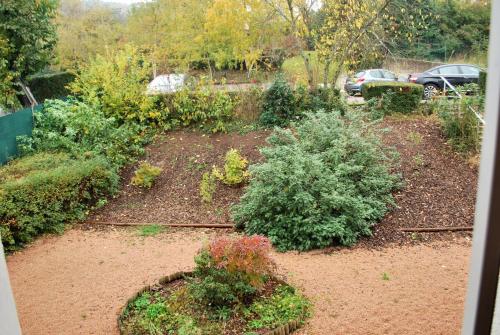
[259,74,297,126]
[232,111,399,251]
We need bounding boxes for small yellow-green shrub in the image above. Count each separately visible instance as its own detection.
[200,171,217,203]
[131,162,162,189]
[213,149,249,186]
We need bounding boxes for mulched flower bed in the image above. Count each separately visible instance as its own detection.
[119,272,309,335]
[89,116,477,247]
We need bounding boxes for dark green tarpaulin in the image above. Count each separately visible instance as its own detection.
[0,105,41,165]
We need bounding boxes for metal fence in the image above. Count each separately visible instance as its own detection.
[0,105,43,165]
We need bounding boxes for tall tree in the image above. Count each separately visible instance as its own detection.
[317,0,429,86]
[126,0,210,72]
[262,0,321,86]
[203,0,283,76]
[0,0,58,109]
[56,0,124,70]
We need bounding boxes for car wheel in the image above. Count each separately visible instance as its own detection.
[347,91,356,96]
[423,83,439,100]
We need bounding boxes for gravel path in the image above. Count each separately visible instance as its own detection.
[7,227,471,335]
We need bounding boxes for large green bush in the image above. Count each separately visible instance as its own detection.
[18,99,147,167]
[232,112,399,251]
[165,82,234,133]
[362,81,423,114]
[0,152,118,250]
[68,45,161,125]
[27,71,75,102]
[259,74,297,127]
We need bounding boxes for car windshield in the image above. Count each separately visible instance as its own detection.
[354,71,365,78]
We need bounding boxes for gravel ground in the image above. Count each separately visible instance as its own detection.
[7,227,471,335]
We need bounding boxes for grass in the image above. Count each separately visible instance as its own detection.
[137,225,165,237]
[382,272,391,281]
[447,52,488,69]
[281,51,337,86]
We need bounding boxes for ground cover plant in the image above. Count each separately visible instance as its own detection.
[120,236,310,335]
[233,111,400,251]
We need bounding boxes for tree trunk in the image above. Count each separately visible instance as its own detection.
[323,59,331,88]
[300,51,314,87]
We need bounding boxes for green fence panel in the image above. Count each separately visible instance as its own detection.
[0,106,40,165]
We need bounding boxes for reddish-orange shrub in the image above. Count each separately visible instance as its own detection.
[205,235,276,287]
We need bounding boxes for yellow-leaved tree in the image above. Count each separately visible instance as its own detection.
[317,0,431,87]
[203,0,284,76]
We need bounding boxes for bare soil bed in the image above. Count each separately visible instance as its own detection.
[7,227,471,335]
[89,129,270,226]
[359,116,477,248]
[90,116,477,247]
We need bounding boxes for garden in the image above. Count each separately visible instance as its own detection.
[1,1,488,334]
[2,45,481,334]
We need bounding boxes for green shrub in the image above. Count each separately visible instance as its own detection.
[18,99,147,167]
[232,111,399,251]
[200,171,217,203]
[189,236,275,308]
[295,85,347,114]
[479,71,487,94]
[0,152,118,250]
[165,81,235,133]
[437,97,483,153]
[259,74,297,127]
[361,81,423,114]
[131,162,162,188]
[69,45,161,125]
[212,149,249,186]
[27,71,75,102]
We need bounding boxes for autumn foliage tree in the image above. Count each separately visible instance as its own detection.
[316,0,431,87]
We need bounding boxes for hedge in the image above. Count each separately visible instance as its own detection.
[361,81,424,114]
[27,71,75,102]
[0,152,118,250]
[479,71,487,94]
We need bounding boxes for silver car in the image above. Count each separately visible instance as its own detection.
[344,69,398,96]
